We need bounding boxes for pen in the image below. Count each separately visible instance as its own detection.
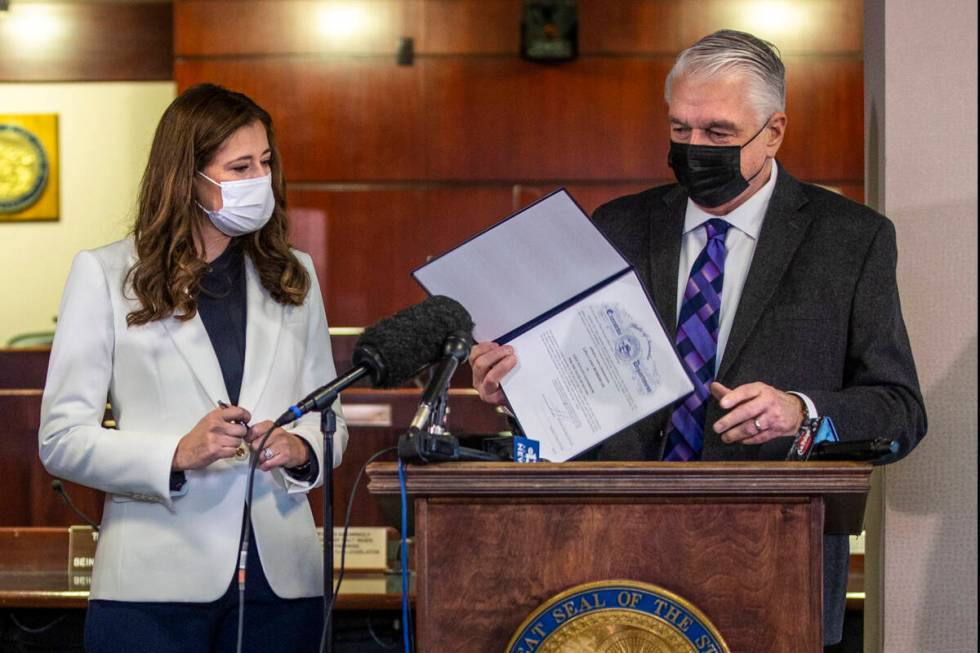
[219,401,250,461]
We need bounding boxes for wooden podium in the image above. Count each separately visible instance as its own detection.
[367,461,871,652]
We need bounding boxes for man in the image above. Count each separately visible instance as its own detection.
[470,30,926,648]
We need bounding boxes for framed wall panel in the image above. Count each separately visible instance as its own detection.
[577,0,684,55]
[678,0,863,55]
[287,183,669,326]
[287,188,429,325]
[0,2,172,82]
[781,57,865,182]
[176,58,426,181]
[421,58,674,181]
[421,0,684,57]
[175,0,419,57]
[176,0,687,58]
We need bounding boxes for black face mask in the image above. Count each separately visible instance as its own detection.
[667,120,770,208]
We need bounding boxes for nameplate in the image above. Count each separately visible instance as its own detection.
[69,573,92,590]
[67,525,98,573]
[318,527,390,572]
[335,574,402,595]
[342,403,393,427]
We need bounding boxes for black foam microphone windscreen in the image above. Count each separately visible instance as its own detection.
[353,295,474,388]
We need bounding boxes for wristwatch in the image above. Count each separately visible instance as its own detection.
[792,393,810,426]
[284,440,317,482]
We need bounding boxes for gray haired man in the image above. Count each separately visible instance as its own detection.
[471,30,926,648]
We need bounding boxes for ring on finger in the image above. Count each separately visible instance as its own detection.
[753,418,763,432]
[263,448,277,461]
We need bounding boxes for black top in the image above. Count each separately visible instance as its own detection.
[198,239,248,405]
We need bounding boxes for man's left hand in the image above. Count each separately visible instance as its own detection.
[710,382,804,445]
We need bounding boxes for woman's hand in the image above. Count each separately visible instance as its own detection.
[245,421,310,472]
[172,405,251,471]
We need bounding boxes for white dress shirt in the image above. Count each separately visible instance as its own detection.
[676,161,817,419]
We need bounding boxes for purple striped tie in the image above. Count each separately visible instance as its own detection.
[663,218,731,461]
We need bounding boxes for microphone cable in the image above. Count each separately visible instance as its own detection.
[397,459,415,653]
[319,445,399,653]
[232,431,400,653]
[235,422,276,653]
[51,479,100,532]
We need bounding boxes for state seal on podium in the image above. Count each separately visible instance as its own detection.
[506,580,730,653]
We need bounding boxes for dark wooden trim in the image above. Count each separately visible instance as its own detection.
[812,496,826,628]
[415,498,431,648]
[369,461,872,534]
[368,461,872,497]
[0,527,67,573]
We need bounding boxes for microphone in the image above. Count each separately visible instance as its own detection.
[274,295,474,427]
[408,331,472,433]
[397,331,505,463]
[52,479,100,532]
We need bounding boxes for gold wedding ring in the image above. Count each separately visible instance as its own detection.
[235,442,250,460]
[219,401,250,461]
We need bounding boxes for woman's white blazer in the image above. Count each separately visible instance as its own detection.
[39,237,348,602]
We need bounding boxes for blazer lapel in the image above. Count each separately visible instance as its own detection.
[716,167,812,381]
[237,255,285,413]
[649,186,687,336]
[162,311,229,407]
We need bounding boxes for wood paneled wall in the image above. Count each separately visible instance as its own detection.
[0,2,172,81]
[174,0,865,329]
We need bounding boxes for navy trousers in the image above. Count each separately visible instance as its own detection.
[84,525,323,653]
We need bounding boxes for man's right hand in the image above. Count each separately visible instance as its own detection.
[469,341,518,405]
[172,405,251,471]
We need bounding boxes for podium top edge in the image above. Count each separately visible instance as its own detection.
[365,460,873,497]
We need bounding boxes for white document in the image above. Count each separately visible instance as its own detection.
[413,190,626,342]
[413,189,693,459]
[501,271,693,461]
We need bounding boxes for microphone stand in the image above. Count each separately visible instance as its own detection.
[397,385,501,463]
[320,407,336,653]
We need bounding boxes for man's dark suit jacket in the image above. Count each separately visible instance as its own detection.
[587,164,927,645]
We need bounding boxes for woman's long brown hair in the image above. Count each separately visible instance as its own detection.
[126,83,309,326]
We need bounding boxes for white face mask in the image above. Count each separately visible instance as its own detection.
[196,171,275,237]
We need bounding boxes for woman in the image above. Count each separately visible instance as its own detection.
[38,84,346,652]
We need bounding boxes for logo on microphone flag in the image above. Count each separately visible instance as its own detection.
[814,416,840,445]
[513,436,540,463]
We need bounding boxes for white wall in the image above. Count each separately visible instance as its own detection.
[0,82,176,344]
[864,1,978,651]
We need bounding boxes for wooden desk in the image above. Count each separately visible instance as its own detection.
[0,386,508,528]
[0,527,413,611]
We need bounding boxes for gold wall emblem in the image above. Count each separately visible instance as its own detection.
[0,114,59,221]
[506,580,730,653]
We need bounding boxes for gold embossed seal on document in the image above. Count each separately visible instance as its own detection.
[506,580,730,653]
